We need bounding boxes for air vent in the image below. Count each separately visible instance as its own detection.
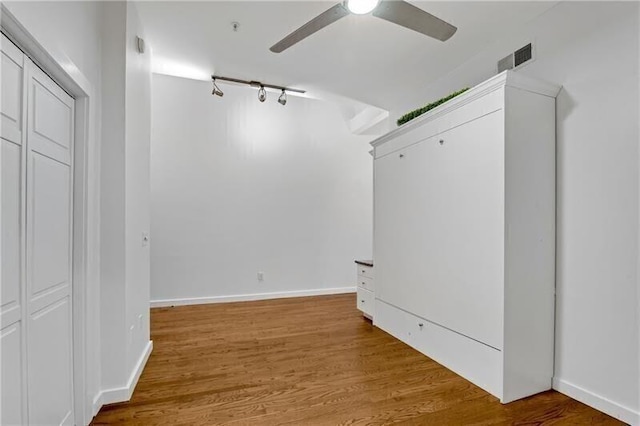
[514,43,532,67]
[497,42,534,73]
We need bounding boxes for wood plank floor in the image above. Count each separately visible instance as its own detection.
[93,294,622,425]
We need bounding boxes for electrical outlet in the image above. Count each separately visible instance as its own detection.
[257,272,264,282]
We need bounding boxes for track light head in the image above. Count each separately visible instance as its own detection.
[258,85,267,102]
[278,89,287,106]
[211,79,224,97]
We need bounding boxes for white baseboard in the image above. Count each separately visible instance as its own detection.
[150,286,357,308]
[553,378,639,425]
[92,392,103,418]
[92,340,153,415]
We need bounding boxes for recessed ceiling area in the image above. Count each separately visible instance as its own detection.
[138,1,559,111]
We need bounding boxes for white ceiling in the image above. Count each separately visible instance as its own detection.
[138,1,558,111]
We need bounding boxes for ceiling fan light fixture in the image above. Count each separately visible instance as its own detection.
[258,85,267,102]
[269,0,458,53]
[346,0,380,15]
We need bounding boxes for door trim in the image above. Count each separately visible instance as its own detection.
[2,6,99,425]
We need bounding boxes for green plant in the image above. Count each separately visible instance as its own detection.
[396,88,470,126]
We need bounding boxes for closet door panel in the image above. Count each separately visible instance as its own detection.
[1,34,24,144]
[25,60,75,426]
[28,153,71,300]
[1,34,24,328]
[27,298,73,426]
[1,34,26,426]
[1,323,24,425]
[1,140,22,326]
[28,65,73,165]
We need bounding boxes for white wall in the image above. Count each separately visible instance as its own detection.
[3,0,104,420]
[391,2,639,423]
[150,75,373,304]
[124,0,152,377]
[100,0,127,393]
[100,0,152,400]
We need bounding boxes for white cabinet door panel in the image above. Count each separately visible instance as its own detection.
[1,323,25,426]
[376,111,505,349]
[375,141,427,312]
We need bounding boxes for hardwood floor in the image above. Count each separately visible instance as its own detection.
[93,294,622,425]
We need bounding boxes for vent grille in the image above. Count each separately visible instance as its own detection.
[514,43,532,67]
[497,42,534,73]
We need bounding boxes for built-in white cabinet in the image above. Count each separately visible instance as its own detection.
[355,261,374,319]
[372,71,560,403]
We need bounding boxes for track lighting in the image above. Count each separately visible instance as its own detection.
[210,75,304,105]
[278,89,287,106]
[211,79,224,97]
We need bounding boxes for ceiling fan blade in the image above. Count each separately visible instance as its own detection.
[372,0,457,41]
[270,3,349,53]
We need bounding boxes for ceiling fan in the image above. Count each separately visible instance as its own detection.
[270,0,457,53]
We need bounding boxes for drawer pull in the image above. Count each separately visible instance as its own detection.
[399,153,404,158]
[439,139,444,145]
[418,323,424,328]
[361,300,365,303]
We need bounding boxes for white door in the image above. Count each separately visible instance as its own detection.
[1,32,28,426]
[1,34,75,426]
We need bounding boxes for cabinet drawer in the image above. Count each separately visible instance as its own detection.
[357,276,374,291]
[374,299,501,398]
[357,265,374,279]
[357,288,374,317]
